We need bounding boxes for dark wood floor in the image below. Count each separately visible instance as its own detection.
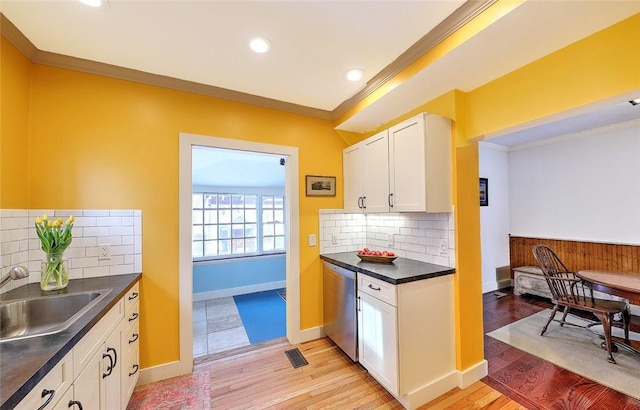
[482,288,640,409]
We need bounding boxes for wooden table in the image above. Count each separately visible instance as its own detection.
[577,269,640,356]
[576,270,640,305]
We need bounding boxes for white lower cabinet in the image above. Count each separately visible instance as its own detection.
[357,274,455,410]
[15,281,140,410]
[358,291,398,395]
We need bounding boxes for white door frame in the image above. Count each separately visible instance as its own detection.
[141,133,301,383]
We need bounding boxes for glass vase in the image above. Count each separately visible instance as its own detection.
[41,252,69,291]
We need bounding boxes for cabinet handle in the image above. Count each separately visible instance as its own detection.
[368,284,381,291]
[129,364,139,377]
[362,196,366,209]
[128,312,139,322]
[102,352,114,378]
[357,197,363,209]
[107,346,118,369]
[68,400,84,410]
[356,296,361,312]
[388,193,394,208]
[38,389,55,410]
[128,291,139,301]
[129,333,139,344]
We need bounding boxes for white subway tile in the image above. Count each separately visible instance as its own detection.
[84,227,110,237]
[83,266,110,278]
[134,254,142,272]
[73,216,97,227]
[82,210,109,217]
[110,226,133,236]
[97,216,123,227]
[73,257,99,268]
[110,264,134,275]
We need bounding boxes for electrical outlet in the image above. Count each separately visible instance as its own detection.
[308,234,316,247]
[331,233,339,245]
[439,239,448,256]
[387,233,394,247]
[99,244,111,260]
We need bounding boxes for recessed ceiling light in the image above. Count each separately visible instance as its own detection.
[629,98,640,106]
[250,37,271,53]
[345,68,364,82]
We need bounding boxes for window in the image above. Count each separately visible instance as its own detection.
[192,193,284,259]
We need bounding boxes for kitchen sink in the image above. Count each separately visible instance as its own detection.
[0,289,112,342]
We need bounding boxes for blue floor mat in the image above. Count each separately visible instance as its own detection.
[233,288,286,344]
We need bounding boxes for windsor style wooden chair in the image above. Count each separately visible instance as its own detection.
[532,244,630,364]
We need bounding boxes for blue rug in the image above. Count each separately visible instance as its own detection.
[233,288,286,344]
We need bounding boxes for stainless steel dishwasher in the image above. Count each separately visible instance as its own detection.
[323,261,358,361]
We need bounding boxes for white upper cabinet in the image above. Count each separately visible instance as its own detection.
[343,143,365,212]
[389,113,451,213]
[362,131,390,213]
[343,112,451,213]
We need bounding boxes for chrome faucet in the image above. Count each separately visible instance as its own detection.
[0,266,29,289]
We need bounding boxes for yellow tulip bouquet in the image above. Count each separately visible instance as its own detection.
[35,214,75,290]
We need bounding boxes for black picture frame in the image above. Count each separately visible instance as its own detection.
[305,175,336,196]
[479,178,488,206]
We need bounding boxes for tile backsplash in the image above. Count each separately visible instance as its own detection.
[319,210,455,267]
[0,209,142,293]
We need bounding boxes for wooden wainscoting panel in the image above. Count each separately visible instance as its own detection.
[509,236,640,276]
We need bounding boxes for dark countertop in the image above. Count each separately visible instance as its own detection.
[0,273,141,410]
[320,252,455,285]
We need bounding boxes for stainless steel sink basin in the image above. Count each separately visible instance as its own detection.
[0,289,112,342]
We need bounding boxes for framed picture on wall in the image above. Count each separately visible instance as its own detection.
[305,175,336,196]
[479,178,488,206]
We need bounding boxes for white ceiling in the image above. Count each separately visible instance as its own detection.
[2,0,639,174]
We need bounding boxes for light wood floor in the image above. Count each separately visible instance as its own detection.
[193,337,525,409]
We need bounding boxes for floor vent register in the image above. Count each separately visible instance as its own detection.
[284,348,308,368]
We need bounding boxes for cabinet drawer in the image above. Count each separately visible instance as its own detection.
[125,299,139,326]
[73,298,124,375]
[124,320,140,351]
[15,351,72,410]
[124,282,140,311]
[359,274,396,306]
[121,343,139,408]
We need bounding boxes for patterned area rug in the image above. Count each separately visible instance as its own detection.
[487,309,640,400]
[127,371,210,409]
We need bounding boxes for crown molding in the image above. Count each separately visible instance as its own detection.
[331,0,498,120]
[2,1,495,124]
[1,13,332,121]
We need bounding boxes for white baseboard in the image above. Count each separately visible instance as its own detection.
[136,359,192,387]
[297,325,324,343]
[457,359,488,389]
[193,280,286,301]
[395,371,459,410]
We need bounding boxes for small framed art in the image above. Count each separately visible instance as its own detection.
[305,175,336,196]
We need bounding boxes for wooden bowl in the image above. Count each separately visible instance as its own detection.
[357,254,397,264]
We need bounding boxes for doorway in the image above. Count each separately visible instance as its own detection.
[191,147,287,356]
[178,133,301,375]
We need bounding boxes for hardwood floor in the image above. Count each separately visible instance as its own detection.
[482,289,640,409]
[131,288,639,409]
[194,337,524,409]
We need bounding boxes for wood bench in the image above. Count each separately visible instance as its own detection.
[513,265,628,305]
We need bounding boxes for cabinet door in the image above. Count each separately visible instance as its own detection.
[75,348,105,410]
[104,325,122,410]
[343,143,364,212]
[357,291,398,396]
[362,130,390,213]
[388,114,426,212]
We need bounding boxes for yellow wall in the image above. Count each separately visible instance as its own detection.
[465,12,640,140]
[3,10,638,376]
[5,47,346,367]
[1,37,31,207]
